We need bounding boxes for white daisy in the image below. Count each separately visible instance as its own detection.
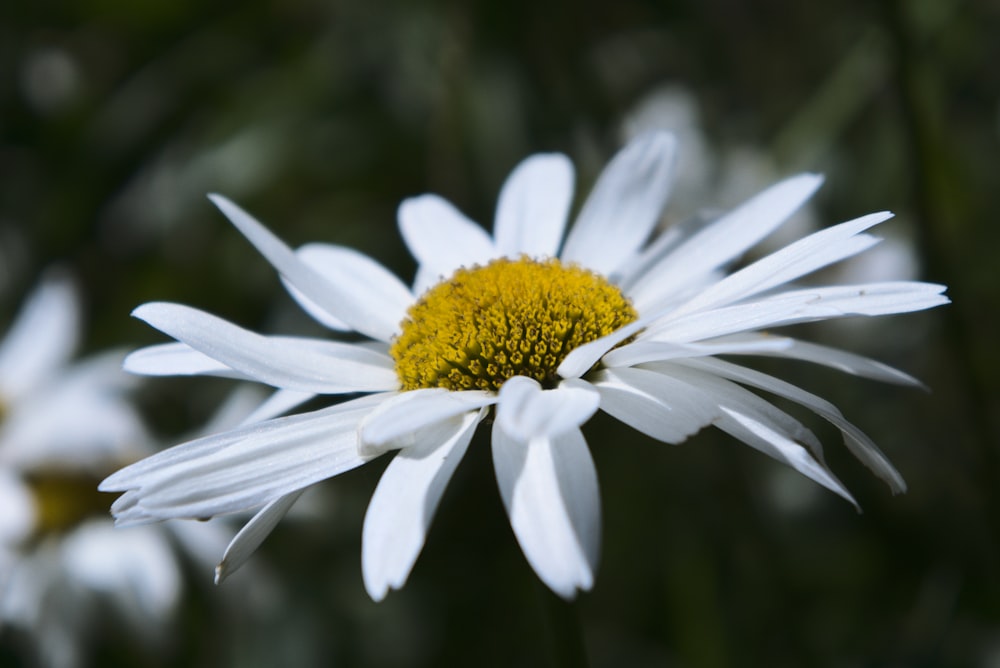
[101,131,949,601]
[0,274,250,668]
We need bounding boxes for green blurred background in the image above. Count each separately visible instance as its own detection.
[1,0,998,665]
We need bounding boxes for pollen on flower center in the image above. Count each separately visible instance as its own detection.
[391,257,638,392]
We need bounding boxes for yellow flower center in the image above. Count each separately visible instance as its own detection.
[391,257,638,392]
[1,399,114,540]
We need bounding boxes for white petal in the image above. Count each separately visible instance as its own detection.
[239,389,316,424]
[602,335,794,368]
[556,318,649,379]
[100,394,390,522]
[628,173,824,310]
[560,131,677,274]
[281,242,413,334]
[495,376,599,442]
[411,265,442,297]
[208,194,396,341]
[124,343,251,379]
[62,521,181,621]
[616,214,709,292]
[491,422,600,600]
[398,194,497,281]
[0,273,78,400]
[730,335,923,386]
[647,363,855,505]
[677,356,906,493]
[644,282,950,343]
[358,388,495,455]
[586,367,720,444]
[132,302,399,393]
[0,380,148,470]
[493,153,574,258]
[198,385,274,433]
[670,212,892,317]
[215,490,304,584]
[361,408,481,601]
[716,407,856,506]
[644,361,825,455]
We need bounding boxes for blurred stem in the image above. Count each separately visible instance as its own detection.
[772,28,887,171]
[536,582,589,668]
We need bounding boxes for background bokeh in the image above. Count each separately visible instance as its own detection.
[1,0,998,665]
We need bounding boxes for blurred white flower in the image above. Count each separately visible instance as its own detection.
[621,85,817,249]
[0,274,257,668]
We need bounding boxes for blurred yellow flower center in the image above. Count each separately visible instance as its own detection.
[392,257,638,391]
[25,471,111,537]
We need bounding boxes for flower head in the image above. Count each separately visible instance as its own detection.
[101,132,949,601]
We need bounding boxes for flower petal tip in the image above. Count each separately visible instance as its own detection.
[363,580,390,603]
[549,577,592,602]
[206,192,230,208]
[214,559,241,585]
[130,302,154,319]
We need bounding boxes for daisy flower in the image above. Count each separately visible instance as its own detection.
[0,273,164,667]
[101,132,949,601]
[0,274,251,668]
